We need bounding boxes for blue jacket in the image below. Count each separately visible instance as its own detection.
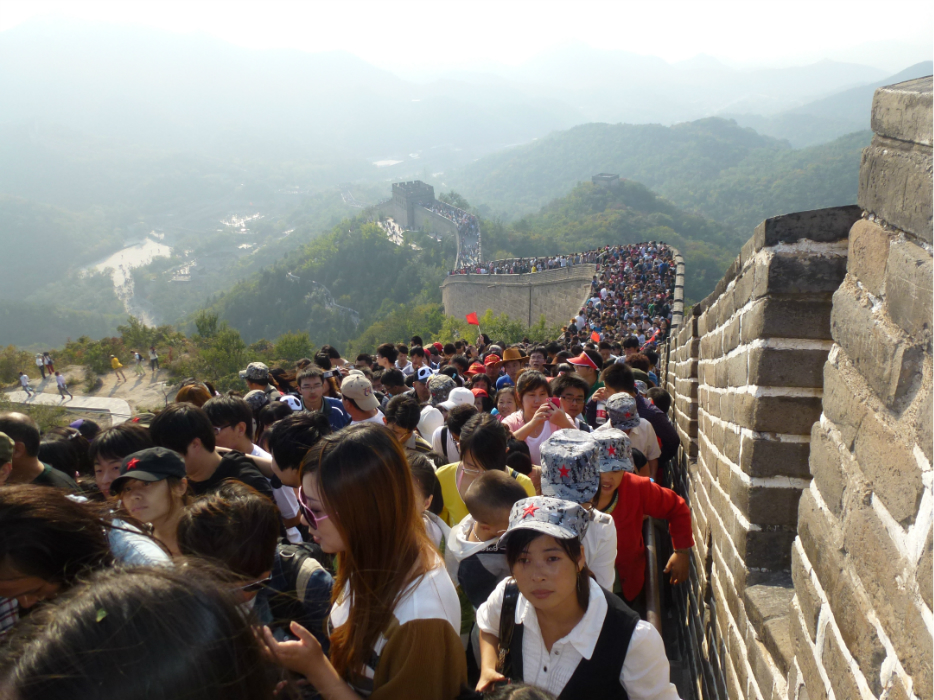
[305,396,351,432]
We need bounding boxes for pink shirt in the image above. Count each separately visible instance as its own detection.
[502,411,556,467]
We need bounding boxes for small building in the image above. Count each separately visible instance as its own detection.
[592,173,620,188]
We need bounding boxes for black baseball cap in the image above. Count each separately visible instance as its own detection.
[111,447,187,494]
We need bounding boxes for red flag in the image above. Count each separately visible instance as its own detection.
[466,312,480,326]
[590,331,601,342]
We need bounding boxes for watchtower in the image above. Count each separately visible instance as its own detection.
[592,173,620,188]
[391,181,436,228]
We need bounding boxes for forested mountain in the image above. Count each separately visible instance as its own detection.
[444,118,869,234]
[206,178,738,352]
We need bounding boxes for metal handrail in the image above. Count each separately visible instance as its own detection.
[643,516,663,635]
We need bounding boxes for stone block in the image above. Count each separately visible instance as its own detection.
[745,582,795,631]
[919,527,933,611]
[884,237,933,345]
[853,409,923,525]
[734,394,823,435]
[859,137,933,244]
[728,352,748,387]
[723,427,740,466]
[790,603,829,700]
[791,544,821,641]
[762,617,794,678]
[733,267,756,310]
[754,253,849,299]
[847,218,892,297]
[744,529,796,571]
[808,423,847,516]
[731,477,803,528]
[831,281,925,409]
[753,206,861,249]
[871,77,933,147]
[822,632,870,699]
[747,347,828,388]
[821,359,867,450]
[740,435,812,479]
[740,298,834,343]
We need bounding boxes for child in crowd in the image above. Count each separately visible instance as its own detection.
[493,386,517,419]
[598,392,661,479]
[539,430,617,590]
[446,470,529,610]
[593,427,694,614]
[409,452,448,550]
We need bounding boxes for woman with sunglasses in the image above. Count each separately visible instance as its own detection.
[265,423,467,699]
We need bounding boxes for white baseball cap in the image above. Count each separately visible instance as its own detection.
[440,387,476,411]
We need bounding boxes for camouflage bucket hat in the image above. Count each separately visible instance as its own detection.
[540,429,600,504]
[606,392,640,430]
[501,496,589,545]
[591,428,634,473]
[427,373,456,407]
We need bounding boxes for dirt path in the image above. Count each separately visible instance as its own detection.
[19,365,177,415]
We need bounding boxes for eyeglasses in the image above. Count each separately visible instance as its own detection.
[240,577,271,594]
[212,424,230,435]
[298,486,330,530]
[460,461,482,475]
[560,396,585,405]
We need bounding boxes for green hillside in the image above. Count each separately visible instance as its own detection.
[446,118,869,234]
[482,180,740,302]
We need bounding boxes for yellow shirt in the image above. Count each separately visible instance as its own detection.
[436,462,535,527]
[111,357,122,370]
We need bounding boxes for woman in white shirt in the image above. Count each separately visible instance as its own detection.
[261,424,466,700]
[475,496,680,700]
[502,372,574,467]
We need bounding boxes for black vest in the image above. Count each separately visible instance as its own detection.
[510,587,639,700]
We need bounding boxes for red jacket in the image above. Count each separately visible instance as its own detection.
[609,473,694,601]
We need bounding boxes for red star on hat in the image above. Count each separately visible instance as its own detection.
[126,458,140,471]
[607,446,616,456]
[522,502,540,518]
[559,465,570,478]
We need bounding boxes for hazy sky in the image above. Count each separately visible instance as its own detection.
[3,0,932,73]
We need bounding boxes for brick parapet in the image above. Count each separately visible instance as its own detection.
[788,76,933,700]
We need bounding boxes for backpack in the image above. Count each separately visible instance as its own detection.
[267,542,333,633]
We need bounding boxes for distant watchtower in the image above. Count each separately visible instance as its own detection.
[392,181,436,228]
[592,173,620,188]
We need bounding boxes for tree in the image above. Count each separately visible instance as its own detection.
[194,310,220,339]
[439,191,471,211]
[273,331,315,362]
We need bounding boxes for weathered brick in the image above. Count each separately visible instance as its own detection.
[808,423,847,516]
[871,76,933,147]
[859,137,933,244]
[884,237,933,345]
[821,359,867,450]
[740,298,834,343]
[733,266,756,309]
[731,478,802,528]
[723,427,740,465]
[728,353,748,387]
[847,218,892,296]
[747,347,828,388]
[740,435,812,479]
[897,604,933,699]
[753,206,861,249]
[790,604,829,700]
[761,616,793,678]
[744,529,796,571]
[823,631,870,698]
[734,395,822,434]
[791,544,821,641]
[831,280,925,409]
[853,409,923,525]
[754,253,849,298]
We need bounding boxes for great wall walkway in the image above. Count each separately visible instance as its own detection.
[4,390,133,426]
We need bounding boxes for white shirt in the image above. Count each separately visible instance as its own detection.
[56,375,67,388]
[396,360,414,377]
[431,425,461,463]
[583,511,617,589]
[477,577,680,700]
[351,410,386,426]
[252,444,302,544]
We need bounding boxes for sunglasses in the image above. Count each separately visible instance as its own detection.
[298,486,330,530]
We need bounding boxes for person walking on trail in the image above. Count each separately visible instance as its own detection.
[35,354,45,380]
[111,355,127,383]
[55,371,73,400]
[19,372,35,398]
[43,352,55,375]
[149,346,160,374]
[133,350,146,377]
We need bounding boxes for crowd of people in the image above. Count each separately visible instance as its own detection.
[423,201,482,269]
[0,242,688,700]
[452,252,603,276]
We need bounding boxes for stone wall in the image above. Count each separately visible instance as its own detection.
[440,265,595,328]
[789,77,932,700]
[661,76,932,700]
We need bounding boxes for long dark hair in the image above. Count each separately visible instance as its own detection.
[0,566,275,700]
[300,424,433,680]
[505,530,594,610]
